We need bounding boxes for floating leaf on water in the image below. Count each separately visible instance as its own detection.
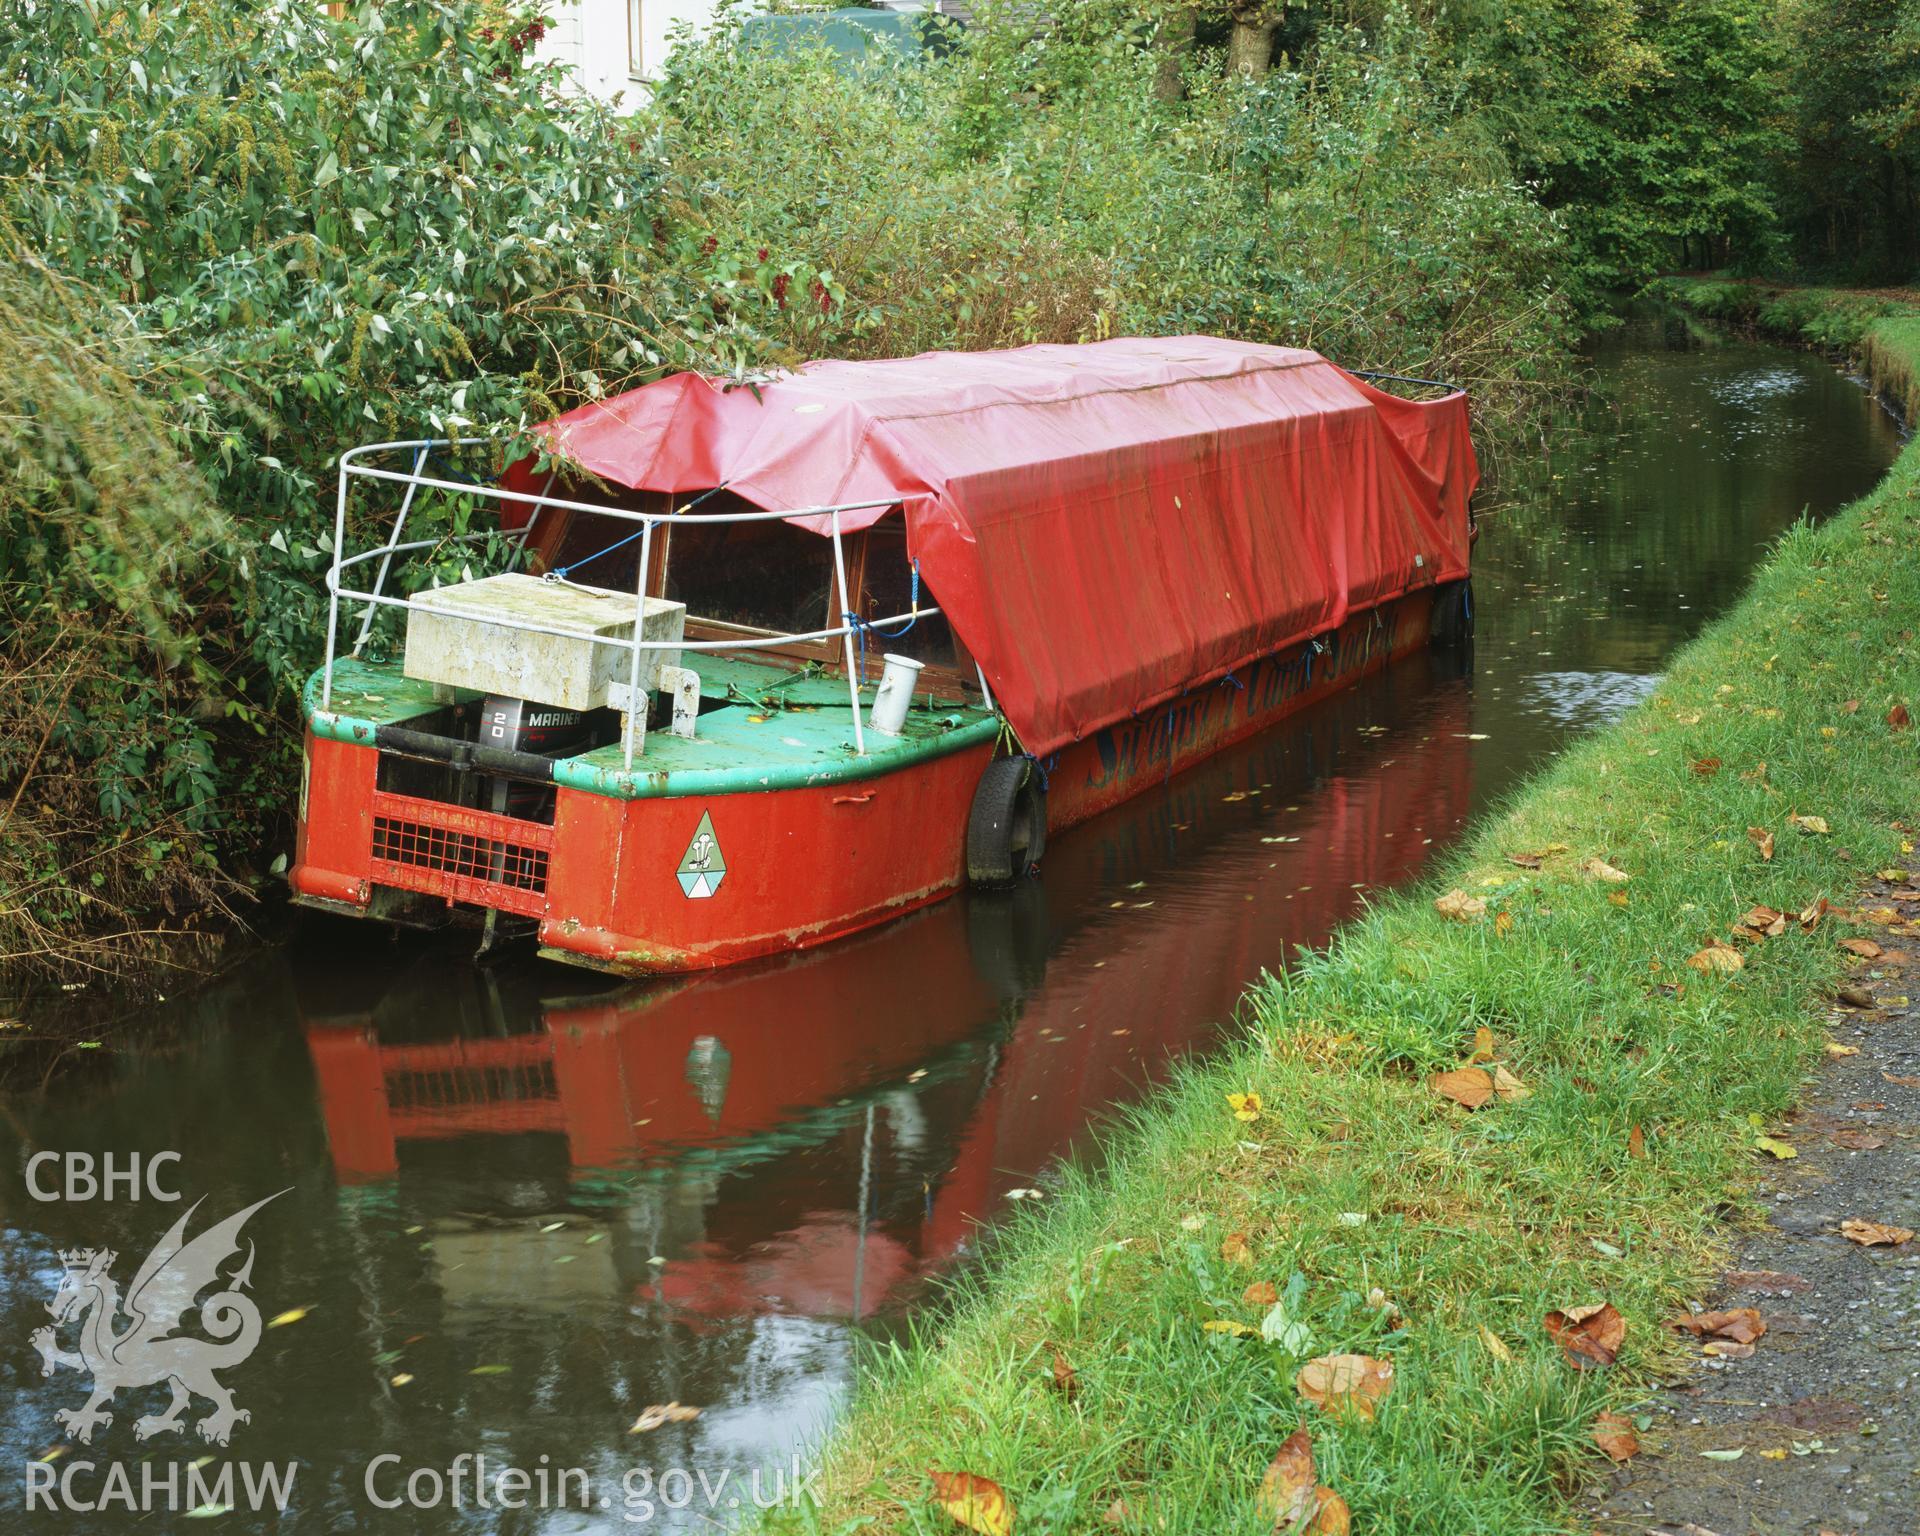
[267,1307,310,1328]
[468,1364,511,1376]
[390,1373,414,1387]
[630,1402,702,1433]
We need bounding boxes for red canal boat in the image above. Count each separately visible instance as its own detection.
[291,336,1477,974]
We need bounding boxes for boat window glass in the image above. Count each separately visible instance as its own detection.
[661,518,835,637]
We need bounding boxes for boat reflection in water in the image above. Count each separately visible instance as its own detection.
[299,653,1474,1336]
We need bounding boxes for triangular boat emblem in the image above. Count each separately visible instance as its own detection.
[676,811,725,899]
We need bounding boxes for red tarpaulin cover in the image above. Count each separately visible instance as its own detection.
[513,336,1477,758]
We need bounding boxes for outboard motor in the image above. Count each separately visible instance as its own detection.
[480,695,593,819]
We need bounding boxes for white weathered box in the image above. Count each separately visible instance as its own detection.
[403,572,686,711]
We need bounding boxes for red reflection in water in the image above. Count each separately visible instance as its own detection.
[301,662,1472,1322]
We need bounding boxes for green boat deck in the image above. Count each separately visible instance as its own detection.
[304,652,1002,800]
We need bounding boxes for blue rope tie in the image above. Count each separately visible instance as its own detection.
[549,482,731,582]
[843,560,920,678]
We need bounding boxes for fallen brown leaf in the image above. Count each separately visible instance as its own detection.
[1544,1302,1624,1369]
[929,1471,1013,1536]
[1491,1064,1530,1101]
[1691,756,1721,778]
[1701,1340,1755,1359]
[1836,985,1877,1009]
[1668,1307,1766,1345]
[1839,1218,1914,1246]
[1581,857,1632,884]
[1724,1269,1810,1293]
[1051,1349,1079,1402]
[1830,1130,1887,1150]
[1687,941,1744,975]
[1890,703,1911,731]
[1430,1067,1495,1109]
[1592,1410,1640,1462]
[1303,1488,1350,1535]
[1799,897,1831,931]
[1244,1280,1279,1308]
[1434,888,1486,922]
[1839,936,1883,958]
[1843,698,1862,715]
[1882,1071,1920,1087]
[1748,826,1775,861]
[1254,1427,1317,1528]
[1738,905,1787,939]
[1222,1231,1254,1266]
[1468,1025,1496,1063]
[1788,812,1830,836]
[1294,1354,1394,1420]
[1627,1124,1646,1159]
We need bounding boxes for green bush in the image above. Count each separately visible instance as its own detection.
[654,0,1574,416]
[0,0,724,985]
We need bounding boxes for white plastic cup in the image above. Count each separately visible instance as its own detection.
[868,653,925,736]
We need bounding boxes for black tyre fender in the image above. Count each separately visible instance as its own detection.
[966,755,1047,886]
[1430,577,1474,647]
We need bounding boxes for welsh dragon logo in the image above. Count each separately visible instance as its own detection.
[31,1192,285,1446]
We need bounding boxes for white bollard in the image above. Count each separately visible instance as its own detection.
[868,653,925,736]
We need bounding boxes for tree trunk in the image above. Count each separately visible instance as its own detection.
[1154,6,1196,104]
[1227,5,1279,77]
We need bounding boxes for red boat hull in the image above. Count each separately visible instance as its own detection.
[292,587,1441,973]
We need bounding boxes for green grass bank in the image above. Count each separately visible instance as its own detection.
[767,305,1920,1534]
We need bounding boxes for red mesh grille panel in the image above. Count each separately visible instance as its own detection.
[367,792,553,918]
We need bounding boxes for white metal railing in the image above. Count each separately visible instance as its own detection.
[322,438,943,766]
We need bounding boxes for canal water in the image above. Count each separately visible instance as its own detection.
[0,310,1903,1531]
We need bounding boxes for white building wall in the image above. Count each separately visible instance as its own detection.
[531,0,720,107]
